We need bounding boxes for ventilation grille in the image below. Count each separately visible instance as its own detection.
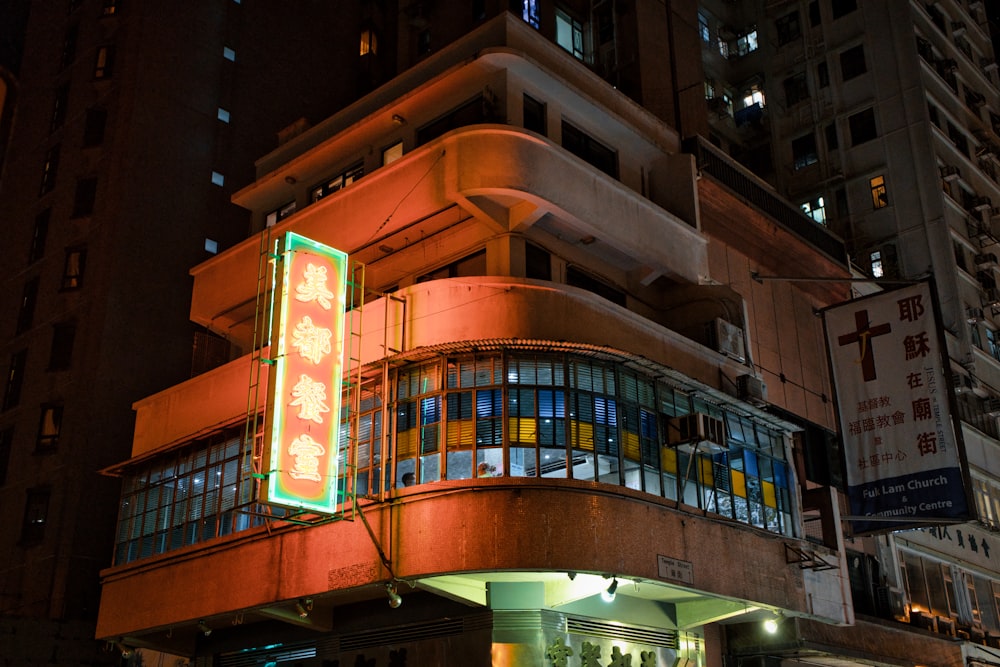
[339,617,466,651]
[219,644,316,667]
[566,617,678,649]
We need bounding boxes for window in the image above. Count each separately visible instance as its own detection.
[817,61,829,88]
[2,350,27,411]
[29,210,50,263]
[61,246,87,290]
[16,278,39,334]
[82,107,107,146]
[264,200,296,227]
[310,163,364,202]
[928,104,940,128]
[222,46,235,61]
[732,30,758,57]
[849,108,878,146]
[698,12,710,42]
[359,28,377,56]
[840,44,867,81]
[210,171,225,186]
[204,238,218,254]
[561,120,618,178]
[556,9,585,61]
[382,141,403,165]
[742,84,765,109]
[831,0,858,20]
[48,323,76,371]
[417,249,487,282]
[417,29,431,56]
[523,94,546,135]
[792,133,819,170]
[870,175,888,209]
[101,0,117,16]
[870,250,884,278]
[526,243,551,280]
[567,266,626,306]
[71,177,98,217]
[50,83,69,132]
[39,145,60,196]
[0,427,11,486]
[801,196,826,224]
[60,25,77,69]
[217,107,230,123]
[417,96,488,146]
[36,404,63,451]
[518,0,540,29]
[21,487,50,543]
[776,12,801,46]
[809,1,821,26]
[94,44,115,78]
[948,121,970,156]
[783,72,809,106]
[825,122,838,149]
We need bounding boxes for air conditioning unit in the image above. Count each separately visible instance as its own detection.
[968,306,985,322]
[986,397,1000,416]
[983,58,999,73]
[952,20,967,36]
[666,413,727,454]
[737,374,768,406]
[974,196,994,211]
[711,317,746,363]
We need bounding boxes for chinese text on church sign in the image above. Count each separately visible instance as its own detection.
[262,232,348,513]
[823,282,971,534]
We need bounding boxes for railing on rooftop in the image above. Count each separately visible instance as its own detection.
[683,136,849,267]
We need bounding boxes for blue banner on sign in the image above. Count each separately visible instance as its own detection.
[848,466,969,533]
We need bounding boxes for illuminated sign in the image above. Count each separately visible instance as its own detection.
[262,232,348,513]
[823,282,972,534]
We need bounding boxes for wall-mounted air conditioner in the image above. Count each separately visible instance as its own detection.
[666,413,727,454]
[711,317,746,363]
[737,374,768,406]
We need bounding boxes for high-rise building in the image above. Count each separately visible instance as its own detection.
[699,1,1000,665]
[0,1,397,662]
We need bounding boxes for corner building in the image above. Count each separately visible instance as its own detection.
[97,13,869,667]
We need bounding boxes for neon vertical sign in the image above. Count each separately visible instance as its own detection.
[263,232,348,513]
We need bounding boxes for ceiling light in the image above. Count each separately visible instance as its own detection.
[295,598,313,618]
[386,582,402,608]
[601,578,618,603]
[197,620,212,637]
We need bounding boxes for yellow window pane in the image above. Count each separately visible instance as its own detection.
[508,417,537,444]
[762,480,777,507]
[623,432,640,461]
[570,419,594,450]
[660,447,677,474]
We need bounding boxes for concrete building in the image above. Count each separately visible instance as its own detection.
[92,11,888,666]
[0,2,396,662]
[698,1,1000,665]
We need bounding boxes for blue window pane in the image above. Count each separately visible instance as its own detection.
[744,449,759,477]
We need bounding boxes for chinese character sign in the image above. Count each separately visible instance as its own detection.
[263,232,348,513]
[823,282,971,534]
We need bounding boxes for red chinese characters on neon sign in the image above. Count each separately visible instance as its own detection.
[263,232,348,513]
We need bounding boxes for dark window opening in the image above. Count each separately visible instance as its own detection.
[809,1,821,26]
[0,427,11,486]
[526,243,551,280]
[792,133,819,170]
[83,107,107,146]
[849,108,878,146]
[561,121,618,178]
[16,278,39,335]
[566,266,626,306]
[39,145,60,196]
[524,94,546,135]
[50,83,69,132]
[831,0,858,20]
[94,44,115,79]
[72,177,98,217]
[309,164,364,204]
[21,487,50,544]
[825,122,838,150]
[29,210,50,263]
[417,95,487,146]
[783,72,809,106]
[776,12,801,46]
[417,249,488,282]
[817,61,829,88]
[48,323,76,371]
[60,25,77,69]
[2,350,27,411]
[840,44,866,81]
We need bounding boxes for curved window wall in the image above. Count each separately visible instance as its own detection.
[113,350,794,565]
